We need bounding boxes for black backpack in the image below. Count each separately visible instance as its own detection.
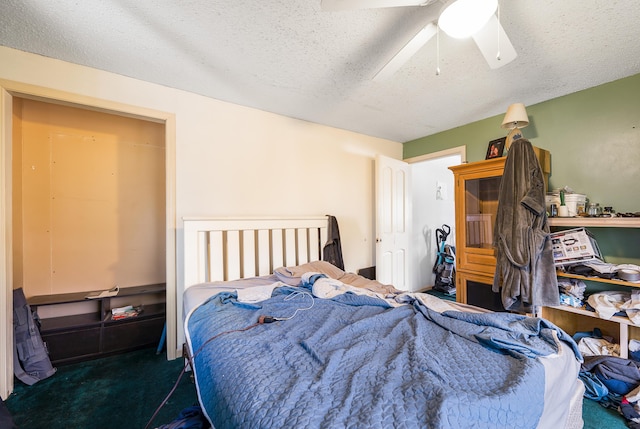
[13,288,56,385]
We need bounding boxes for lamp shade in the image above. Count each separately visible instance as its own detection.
[438,0,498,39]
[501,103,529,129]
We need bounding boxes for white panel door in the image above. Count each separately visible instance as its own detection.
[375,154,411,291]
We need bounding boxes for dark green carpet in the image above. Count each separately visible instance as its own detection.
[5,347,198,429]
[583,397,628,429]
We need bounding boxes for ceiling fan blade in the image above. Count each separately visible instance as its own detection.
[372,22,437,81]
[321,0,434,11]
[472,14,517,69]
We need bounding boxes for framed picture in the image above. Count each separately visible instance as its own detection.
[485,137,506,159]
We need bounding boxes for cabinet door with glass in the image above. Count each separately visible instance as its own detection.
[449,157,505,277]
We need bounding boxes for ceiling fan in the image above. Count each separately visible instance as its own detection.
[321,0,517,80]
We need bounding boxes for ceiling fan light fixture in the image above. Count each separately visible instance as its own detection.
[438,0,498,39]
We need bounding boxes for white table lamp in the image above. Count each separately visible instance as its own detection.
[501,103,529,150]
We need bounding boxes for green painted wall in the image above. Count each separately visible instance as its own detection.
[404,73,640,212]
[404,73,640,264]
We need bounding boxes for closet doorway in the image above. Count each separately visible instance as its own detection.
[0,83,176,398]
[407,147,464,291]
[13,98,166,298]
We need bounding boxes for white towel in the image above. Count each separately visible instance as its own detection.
[302,272,397,305]
[587,290,640,323]
[236,282,282,303]
[587,291,630,320]
[577,337,620,357]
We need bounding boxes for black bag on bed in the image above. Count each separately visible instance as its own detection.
[323,215,344,270]
[13,288,56,385]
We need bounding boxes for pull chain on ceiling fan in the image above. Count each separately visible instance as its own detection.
[435,25,441,76]
[321,0,517,80]
[496,2,501,61]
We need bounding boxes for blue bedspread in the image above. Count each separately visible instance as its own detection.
[186,284,576,429]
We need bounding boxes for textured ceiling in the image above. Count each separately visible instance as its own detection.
[1,0,639,142]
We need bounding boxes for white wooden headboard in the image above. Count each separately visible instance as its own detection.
[183,216,328,288]
[176,216,328,351]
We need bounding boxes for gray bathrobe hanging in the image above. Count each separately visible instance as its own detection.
[492,139,559,312]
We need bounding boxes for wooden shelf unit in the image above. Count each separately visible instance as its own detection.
[29,284,166,365]
[548,217,640,228]
[557,271,640,288]
[542,304,637,358]
[541,218,640,358]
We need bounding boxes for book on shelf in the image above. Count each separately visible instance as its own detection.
[111,305,143,320]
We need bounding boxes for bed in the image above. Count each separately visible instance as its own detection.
[181,217,585,429]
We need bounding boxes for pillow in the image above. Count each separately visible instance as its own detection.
[338,272,400,295]
[274,261,400,295]
[274,261,345,286]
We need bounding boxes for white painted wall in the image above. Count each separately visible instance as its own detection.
[0,46,401,274]
[409,154,460,291]
[0,46,402,395]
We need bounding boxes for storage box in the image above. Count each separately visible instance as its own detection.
[551,227,603,266]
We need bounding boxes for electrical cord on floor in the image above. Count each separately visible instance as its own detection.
[144,319,270,429]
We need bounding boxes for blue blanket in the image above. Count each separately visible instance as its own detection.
[186,286,576,429]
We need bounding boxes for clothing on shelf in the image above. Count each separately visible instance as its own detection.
[587,290,640,324]
[558,278,586,308]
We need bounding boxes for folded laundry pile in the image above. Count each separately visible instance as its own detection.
[585,290,640,324]
[577,331,640,428]
[558,278,586,307]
